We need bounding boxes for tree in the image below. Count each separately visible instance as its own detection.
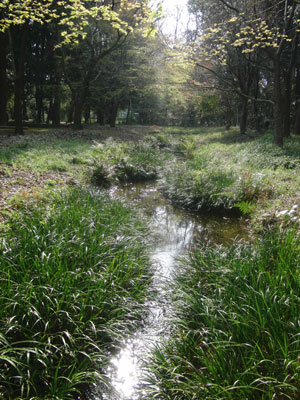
[0,29,8,125]
[188,0,300,146]
[0,0,154,133]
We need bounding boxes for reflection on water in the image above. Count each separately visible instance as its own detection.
[94,183,248,400]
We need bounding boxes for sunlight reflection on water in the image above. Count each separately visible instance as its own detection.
[93,183,247,400]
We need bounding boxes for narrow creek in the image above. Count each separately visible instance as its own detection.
[93,182,248,400]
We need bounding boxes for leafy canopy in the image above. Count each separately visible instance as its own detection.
[0,0,154,43]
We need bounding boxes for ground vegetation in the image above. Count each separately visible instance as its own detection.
[0,125,299,398]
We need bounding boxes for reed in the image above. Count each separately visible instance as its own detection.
[0,188,152,399]
[90,139,170,186]
[142,228,300,399]
[158,129,300,220]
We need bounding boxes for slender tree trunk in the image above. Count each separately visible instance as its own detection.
[35,86,44,123]
[14,75,24,134]
[294,67,300,135]
[23,96,28,121]
[10,24,29,135]
[62,48,95,130]
[283,73,291,138]
[239,97,248,135]
[84,103,90,124]
[49,28,61,126]
[69,79,91,129]
[73,98,84,129]
[109,98,119,128]
[273,60,284,147]
[253,73,263,132]
[47,99,53,124]
[52,87,61,126]
[67,100,74,123]
[225,120,231,130]
[97,107,105,125]
[294,104,300,135]
[126,98,132,125]
[0,31,8,125]
[34,28,47,125]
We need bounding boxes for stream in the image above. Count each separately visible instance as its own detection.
[93,183,248,400]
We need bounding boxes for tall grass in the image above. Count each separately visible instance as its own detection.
[0,188,151,399]
[142,228,300,399]
[159,160,272,215]
[158,129,300,218]
[90,139,171,186]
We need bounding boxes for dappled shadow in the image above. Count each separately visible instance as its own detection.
[166,126,263,145]
[0,125,153,164]
[166,126,300,164]
[201,132,258,146]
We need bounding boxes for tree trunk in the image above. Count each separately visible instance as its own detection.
[239,97,248,135]
[52,88,61,126]
[294,67,300,135]
[294,104,300,135]
[47,99,53,124]
[225,120,231,130]
[73,98,84,129]
[109,98,119,128]
[283,73,291,138]
[253,73,263,133]
[35,86,44,123]
[10,24,29,135]
[97,107,105,125]
[23,96,28,121]
[67,101,74,123]
[14,75,24,134]
[273,60,284,147]
[84,103,90,124]
[126,98,132,125]
[0,31,8,125]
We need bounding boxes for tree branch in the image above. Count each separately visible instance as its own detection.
[195,62,274,105]
[217,0,240,14]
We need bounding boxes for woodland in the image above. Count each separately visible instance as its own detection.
[1,1,300,400]
[0,0,299,145]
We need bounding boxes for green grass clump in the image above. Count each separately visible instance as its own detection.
[90,139,170,186]
[0,188,151,399]
[142,228,300,399]
[159,160,272,215]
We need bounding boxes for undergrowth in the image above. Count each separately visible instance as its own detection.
[0,188,151,399]
[142,228,300,399]
[158,129,300,220]
[90,139,170,186]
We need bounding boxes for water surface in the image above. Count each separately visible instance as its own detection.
[94,183,248,399]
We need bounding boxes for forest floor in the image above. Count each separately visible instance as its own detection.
[1,124,300,229]
[0,125,159,222]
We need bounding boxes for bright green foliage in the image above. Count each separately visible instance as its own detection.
[0,0,153,43]
[0,188,151,399]
[143,228,300,399]
[190,0,300,60]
